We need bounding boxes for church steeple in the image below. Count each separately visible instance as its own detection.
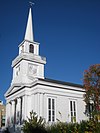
[24,8,34,42]
[19,7,39,55]
[11,7,46,84]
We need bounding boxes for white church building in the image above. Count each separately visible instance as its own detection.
[5,7,87,127]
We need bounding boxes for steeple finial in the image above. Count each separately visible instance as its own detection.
[24,7,34,42]
[29,1,35,6]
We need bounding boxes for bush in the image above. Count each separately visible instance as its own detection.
[22,111,47,133]
[46,122,79,133]
[22,111,100,133]
[46,121,100,133]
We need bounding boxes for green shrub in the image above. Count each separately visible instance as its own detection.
[22,111,47,133]
[46,122,80,133]
[47,121,100,133]
[22,111,100,133]
[47,122,66,133]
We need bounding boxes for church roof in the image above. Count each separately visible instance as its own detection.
[42,78,83,88]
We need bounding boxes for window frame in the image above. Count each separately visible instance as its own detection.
[69,100,77,123]
[47,97,56,122]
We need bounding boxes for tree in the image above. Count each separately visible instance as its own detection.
[83,64,100,120]
[22,111,47,133]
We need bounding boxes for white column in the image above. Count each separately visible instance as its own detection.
[16,98,21,124]
[22,96,25,122]
[43,94,47,121]
[34,94,36,113]
[37,93,40,116]
[11,100,15,124]
[31,94,34,111]
[9,102,12,123]
[39,93,43,117]
[5,102,9,126]
[25,95,28,120]
[27,96,32,117]
[23,95,28,120]
[42,93,45,119]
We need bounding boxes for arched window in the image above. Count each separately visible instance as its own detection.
[29,44,34,53]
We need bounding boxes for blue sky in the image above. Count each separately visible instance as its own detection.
[0,0,100,103]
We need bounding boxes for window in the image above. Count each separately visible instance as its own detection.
[21,45,24,53]
[86,103,94,118]
[29,44,34,53]
[70,100,76,123]
[16,65,20,76]
[48,98,55,122]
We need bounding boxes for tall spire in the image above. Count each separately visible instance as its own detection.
[24,8,34,42]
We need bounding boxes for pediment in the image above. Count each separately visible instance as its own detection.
[5,83,21,97]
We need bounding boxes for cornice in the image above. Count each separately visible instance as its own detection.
[12,53,46,67]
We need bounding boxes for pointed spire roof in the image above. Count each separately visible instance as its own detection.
[24,8,34,42]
